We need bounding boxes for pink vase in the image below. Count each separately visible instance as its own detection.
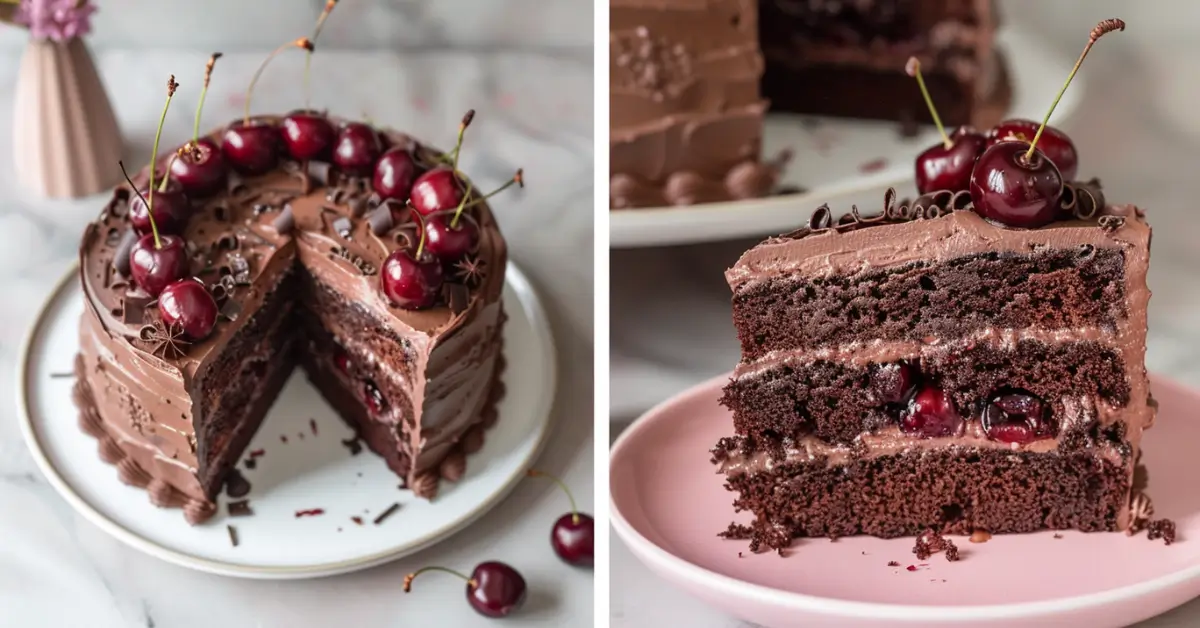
[13,36,122,199]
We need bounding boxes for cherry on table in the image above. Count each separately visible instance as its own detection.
[915,127,986,194]
[381,248,444,310]
[969,141,1063,228]
[222,119,280,174]
[424,211,480,262]
[129,178,191,235]
[410,167,465,216]
[170,138,227,197]
[900,385,962,438]
[281,109,336,162]
[528,469,594,567]
[404,561,527,618]
[129,234,189,297]
[986,119,1078,181]
[158,279,219,340]
[982,390,1052,444]
[334,122,383,175]
[372,147,418,202]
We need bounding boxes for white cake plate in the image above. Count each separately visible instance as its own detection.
[16,263,557,579]
[610,28,1086,248]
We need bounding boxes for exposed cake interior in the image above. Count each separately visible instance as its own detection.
[716,201,1153,547]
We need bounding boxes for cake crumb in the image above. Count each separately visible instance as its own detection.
[912,529,949,560]
[1147,519,1177,545]
[351,516,364,525]
[969,530,992,544]
[294,508,324,518]
[906,565,918,572]
[738,552,744,558]
[1053,533,1063,539]
[944,540,960,562]
[310,418,318,435]
[887,561,900,567]
[280,435,288,444]
[341,437,363,456]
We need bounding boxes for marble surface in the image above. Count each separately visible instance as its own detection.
[0,43,594,628]
[610,2,1200,626]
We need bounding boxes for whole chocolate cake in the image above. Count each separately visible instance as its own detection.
[609,0,1009,209]
[712,20,1161,550]
[74,50,519,524]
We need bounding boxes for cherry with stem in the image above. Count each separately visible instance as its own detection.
[907,57,985,194]
[120,161,188,297]
[244,38,313,128]
[404,561,527,618]
[409,111,475,215]
[528,469,594,567]
[128,77,191,236]
[380,211,444,309]
[223,38,312,174]
[172,53,228,196]
[969,19,1123,228]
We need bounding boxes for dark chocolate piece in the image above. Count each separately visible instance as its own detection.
[367,205,393,235]
[112,229,138,277]
[224,469,251,498]
[333,216,353,239]
[228,500,254,517]
[373,502,401,525]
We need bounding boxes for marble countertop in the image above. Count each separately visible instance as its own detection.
[610,3,1200,625]
[0,47,593,627]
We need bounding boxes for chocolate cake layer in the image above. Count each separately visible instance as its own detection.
[732,244,1126,360]
[758,0,1003,127]
[610,0,780,208]
[715,443,1130,546]
[76,116,508,521]
[723,338,1130,443]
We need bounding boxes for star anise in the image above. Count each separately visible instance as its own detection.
[138,321,192,360]
[454,255,487,286]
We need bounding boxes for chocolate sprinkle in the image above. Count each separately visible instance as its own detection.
[333,216,353,239]
[307,160,332,186]
[373,503,401,525]
[367,205,394,235]
[228,500,254,517]
[219,298,242,322]
[272,205,295,234]
[112,229,138,277]
[227,524,239,547]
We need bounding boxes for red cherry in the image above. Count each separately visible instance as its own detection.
[986,119,1078,181]
[404,562,527,619]
[222,119,279,174]
[371,147,418,202]
[969,141,1064,228]
[423,211,480,262]
[128,234,189,297]
[381,249,444,310]
[333,122,383,175]
[129,180,191,235]
[900,386,962,438]
[410,167,464,216]
[915,127,986,194]
[170,139,227,197]
[982,390,1052,444]
[158,279,218,340]
[361,380,387,415]
[551,513,594,567]
[280,109,336,162]
[334,350,351,374]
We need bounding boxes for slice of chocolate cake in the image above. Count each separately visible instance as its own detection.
[714,182,1154,549]
[74,58,518,523]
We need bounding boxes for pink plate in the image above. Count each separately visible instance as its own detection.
[611,373,1200,627]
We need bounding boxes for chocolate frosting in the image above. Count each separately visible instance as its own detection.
[76,116,507,515]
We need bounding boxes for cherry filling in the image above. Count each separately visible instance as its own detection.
[900,385,963,438]
[334,349,351,375]
[869,362,918,404]
[981,389,1053,444]
[362,379,387,415]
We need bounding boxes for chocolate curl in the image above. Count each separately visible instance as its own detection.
[808,204,833,230]
[950,190,973,211]
[1098,215,1125,232]
[1063,179,1105,220]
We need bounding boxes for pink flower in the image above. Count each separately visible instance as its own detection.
[14,0,97,42]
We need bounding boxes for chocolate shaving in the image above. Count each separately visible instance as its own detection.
[112,229,137,277]
[272,205,296,234]
[228,500,254,517]
[367,205,394,235]
[373,503,401,525]
[107,188,130,218]
[367,192,382,209]
[229,254,251,285]
[212,203,229,222]
[306,160,332,186]
[333,216,353,239]
[227,172,247,197]
[215,234,239,251]
[1062,179,1106,220]
[49,371,74,379]
[224,469,251,498]
[445,283,470,314]
[227,524,239,547]
[122,293,153,325]
[808,204,833,230]
[326,188,345,205]
[348,196,368,218]
[219,298,242,322]
[1098,215,1125,232]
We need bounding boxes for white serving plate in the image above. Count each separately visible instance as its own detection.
[17,263,556,579]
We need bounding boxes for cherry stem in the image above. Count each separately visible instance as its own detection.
[455,169,524,217]
[1024,18,1124,163]
[304,0,338,110]
[450,110,474,173]
[527,468,579,523]
[158,150,182,193]
[403,566,476,593]
[193,52,222,145]
[119,161,159,249]
[147,75,178,244]
[412,206,428,258]
[905,57,949,149]
[245,38,314,126]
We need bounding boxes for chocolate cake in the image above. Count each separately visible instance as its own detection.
[609,0,1009,209]
[714,184,1154,549]
[74,64,516,524]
